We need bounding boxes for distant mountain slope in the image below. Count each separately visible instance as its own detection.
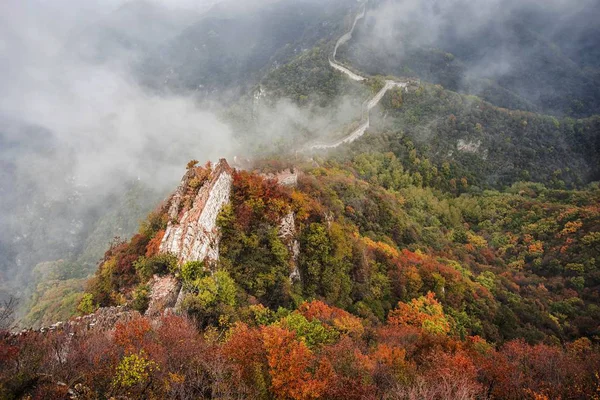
[357,82,600,188]
[138,0,358,97]
[340,0,600,117]
[66,0,202,63]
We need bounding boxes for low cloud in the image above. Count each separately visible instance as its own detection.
[356,0,597,83]
[0,0,238,292]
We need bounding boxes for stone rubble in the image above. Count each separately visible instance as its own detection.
[15,306,141,337]
[262,168,299,187]
[145,274,181,317]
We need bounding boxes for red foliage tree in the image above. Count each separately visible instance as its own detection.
[145,230,165,257]
[320,337,377,400]
[261,325,331,400]
[222,323,269,394]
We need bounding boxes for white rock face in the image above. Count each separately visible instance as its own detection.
[279,211,301,282]
[160,159,233,266]
[166,171,193,221]
[289,241,301,282]
[279,211,296,240]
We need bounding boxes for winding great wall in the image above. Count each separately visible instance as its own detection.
[328,3,367,82]
[308,0,415,151]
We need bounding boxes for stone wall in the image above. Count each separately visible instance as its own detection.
[279,211,301,282]
[160,159,234,266]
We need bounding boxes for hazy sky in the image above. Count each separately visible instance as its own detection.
[0,0,236,189]
[0,0,239,292]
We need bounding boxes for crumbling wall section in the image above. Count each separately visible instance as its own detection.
[279,211,301,282]
[160,159,233,266]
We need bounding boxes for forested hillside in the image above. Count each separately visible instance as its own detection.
[2,0,600,398]
[362,82,600,187]
[2,156,599,398]
[138,0,358,97]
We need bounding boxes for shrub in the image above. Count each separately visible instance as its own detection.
[77,293,97,315]
[278,312,338,348]
[134,253,178,282]
[180,261,205,286]
[182,270,238,327]
[130,285,150,314]
[113,351,159,390]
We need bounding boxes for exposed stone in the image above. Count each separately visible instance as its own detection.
[145,274,181,317]
[69,383,94,400]
[262,168,298,187]
[160,159,234,266]
[16,306,141,337]
[278,211,302,282]
[325,211,334,228]
[279,211,296,240]
[173,285,187,312]
[166,169,196,221]
[457,139,482,153]
[289,240,301,282]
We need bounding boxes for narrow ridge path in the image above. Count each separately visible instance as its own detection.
[308,1,409,151]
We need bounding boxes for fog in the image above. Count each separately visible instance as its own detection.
[0,0,359,306]
[1,0,238,187]
[0,0,238,299]
[361,0,598,65]
[345,0,600,115]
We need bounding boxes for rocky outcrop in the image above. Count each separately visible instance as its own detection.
[145,274,181,317]
[166,169,196,222]
[279,211,301,282]
[160,159,234,266]
[279,211,296,239]
[262,168,299,187]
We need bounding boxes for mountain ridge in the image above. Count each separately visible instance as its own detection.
[2,0,600,397]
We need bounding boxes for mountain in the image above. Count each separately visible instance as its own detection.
[67,0,202,64]
[137,0,358,97]
[2,0,600,398]
[3,155,599,398]
[339,0,600,118]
